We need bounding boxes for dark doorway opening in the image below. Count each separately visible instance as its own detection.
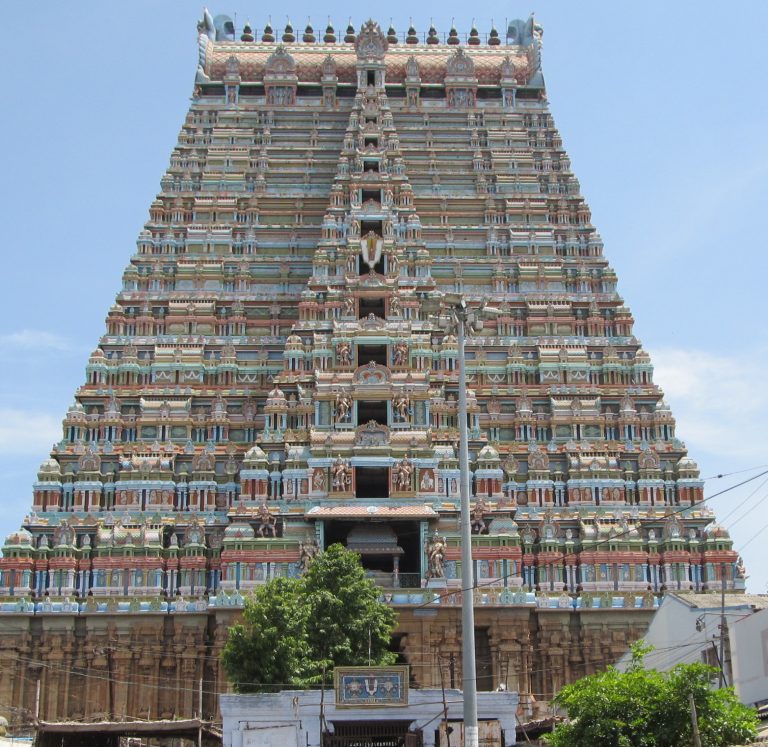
[366,70,376,86]
[359,296,386,317]
[363,160,380,173]
[361,219,382,236]
[358,344,387,366]
[354,466,389,498]
[363,137,379,149]
[323,520,421,574]
[357,400,387,425]
[362,188,380,202]
[475,627,495,691]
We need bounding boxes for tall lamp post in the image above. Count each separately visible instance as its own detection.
[422,292,501,747]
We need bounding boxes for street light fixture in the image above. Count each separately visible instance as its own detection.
[421,291,501,747]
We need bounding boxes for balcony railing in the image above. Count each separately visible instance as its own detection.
[366,570,423,589]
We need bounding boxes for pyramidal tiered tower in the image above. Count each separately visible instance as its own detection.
[0,14,743,724]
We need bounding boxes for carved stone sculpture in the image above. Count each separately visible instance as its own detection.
[392,455,413,491]
[426,531,446,579]
[256,503,276,538]
[331,456,352,492]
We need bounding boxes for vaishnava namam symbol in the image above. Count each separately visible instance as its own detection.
[361,231,383,270]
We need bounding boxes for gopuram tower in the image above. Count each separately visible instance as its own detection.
[0,13,743,726]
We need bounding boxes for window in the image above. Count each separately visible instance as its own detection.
[357,400,387,425]
[359,297,385,317]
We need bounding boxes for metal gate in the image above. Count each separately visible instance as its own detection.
[322,720,422,747]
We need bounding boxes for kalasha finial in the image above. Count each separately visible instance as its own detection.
[427,23,439,45]
[468,24,480,45]
[240,22,254,42]
[447,22,459,45]
[344,19,356,43]
[303,20,315,43]
[262,20,274,42]
[324,21,336,43]
[406,22,418,45]
[489,22,500,46]
[387,24,397,44]
[282,19,295,43]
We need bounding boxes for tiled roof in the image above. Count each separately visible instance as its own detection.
[306,504,437,519]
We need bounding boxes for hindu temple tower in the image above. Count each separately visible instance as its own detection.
[0,12,743,727]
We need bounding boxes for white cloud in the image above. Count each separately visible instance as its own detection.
[649,347,768,462]
[0,329,73,352]
[0,409,61,456]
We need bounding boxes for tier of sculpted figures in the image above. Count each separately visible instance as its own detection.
[426,531,446,579]
[332,456,352,491]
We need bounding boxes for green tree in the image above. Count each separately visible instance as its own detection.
[303,543,397,674]
[220,576,311,693]
[221,544,397,693]
[546,643,758,747]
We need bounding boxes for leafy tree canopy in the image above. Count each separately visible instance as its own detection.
[546,643,758,747]
[221,544,397,693]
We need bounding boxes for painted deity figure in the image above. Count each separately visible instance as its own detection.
[336,340,352,366]
[393,393,410,422]
[332,456,351,492]
[343,295,356,316]
[426,531,447,579]
[393,456,413,491]
[335,391,352,423]
[299,539,319,574]
[312,469,326,491]
[389,294,401,316]
[420,470,435,491]
[393,341,409,367]
[256,503,276,538]
[471,498,489,534]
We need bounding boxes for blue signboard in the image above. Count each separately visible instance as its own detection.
[334,666,409,707]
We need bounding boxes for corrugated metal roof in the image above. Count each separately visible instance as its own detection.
[671,592,768,610]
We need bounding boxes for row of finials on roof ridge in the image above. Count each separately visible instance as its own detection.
[198,10,543,47]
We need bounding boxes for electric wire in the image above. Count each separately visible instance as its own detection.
[736,517,768,553]
[716,474,768,528]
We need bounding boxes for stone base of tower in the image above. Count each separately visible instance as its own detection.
[0,602,654,730]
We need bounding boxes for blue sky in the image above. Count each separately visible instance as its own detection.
[1,2,767,591]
